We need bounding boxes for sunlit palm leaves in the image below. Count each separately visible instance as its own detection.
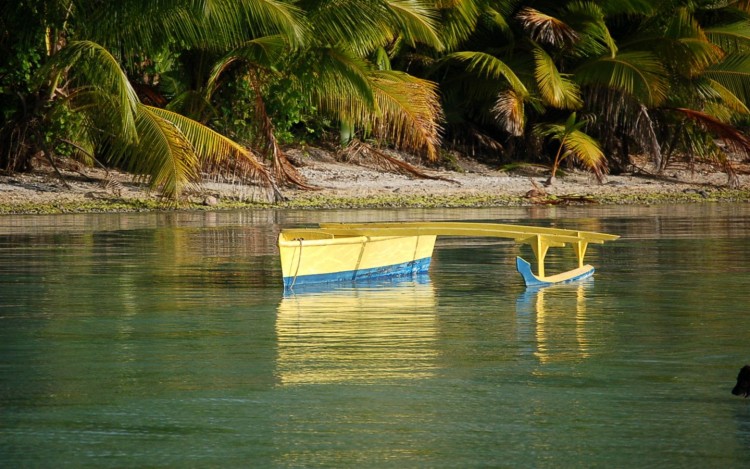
[533,45,582,110]
[703,54,750,107]
[534,113,606,183]
[370,71,443,160]
[146,106,279,193]
[129,106,199,199]
[301,0,443,55]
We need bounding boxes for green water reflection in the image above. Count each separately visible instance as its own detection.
[1,205,749,467]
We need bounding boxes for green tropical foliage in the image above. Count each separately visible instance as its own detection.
[2,0,750,200]
[534,112,606,185]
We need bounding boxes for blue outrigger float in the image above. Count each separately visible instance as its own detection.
[278,222,619,289]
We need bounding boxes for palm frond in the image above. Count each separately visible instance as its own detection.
[563,129,607,177]
[369,70,444,160]
[676,38,725,75]
[565,1,617,58]
[575,51,668,106]
[384,0,444,50]
[674,107,750,155]
[706,21,750,53]
[703,53,750,105]
[533,45,583,110]
[172,0,305,50]
[145,106,275,186]
[434,0,481,50]
[231,0,306,44]
[48,40,140,142]
[446,51,528,96]
[704,78,750,114]
[491,90,526,136]
[702,101,739,123]
[129,105,200,199]
[485,6,512,35]
[304,0,440,56]
[661,8,723,75]
[532,117,607,181]
[516,7,578,47]
[673,107,749,187]
[206,35,287,97]
[307,46,377,119]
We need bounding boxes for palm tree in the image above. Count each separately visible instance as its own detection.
[1,0,302,199]
[151,0,448,188]
[533,112,606,185]
[575,0,750,185]
[427,1,604,170]
[417,0,750,188]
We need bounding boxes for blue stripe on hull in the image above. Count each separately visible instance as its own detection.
[283,257,432,288]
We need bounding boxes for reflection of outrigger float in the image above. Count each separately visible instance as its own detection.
[278,222,619,289]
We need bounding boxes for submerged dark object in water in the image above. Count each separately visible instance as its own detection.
[732,365,750,397]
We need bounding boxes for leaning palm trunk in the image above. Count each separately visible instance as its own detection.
[248,72,316,190]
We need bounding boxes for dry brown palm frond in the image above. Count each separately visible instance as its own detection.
[492,90,525,136]
[673,107,749,187]
[516,7,578,47]
[674,107,750,156]
[271,138,318,190]
[342,139,458,184]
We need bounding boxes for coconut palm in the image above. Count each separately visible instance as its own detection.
[429,1,610,174]
[576,0,750,185]
[152,0,448,189]
[1,0,302,199]
[419,0,750,187]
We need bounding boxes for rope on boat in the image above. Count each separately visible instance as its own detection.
[353,237,369,280]
[290,239,303,288]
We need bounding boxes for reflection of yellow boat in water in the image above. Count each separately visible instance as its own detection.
[276,279,437,385]
[278,222,618,289]
[516,282,594,364]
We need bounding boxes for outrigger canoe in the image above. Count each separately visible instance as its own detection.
[278,222,618,289]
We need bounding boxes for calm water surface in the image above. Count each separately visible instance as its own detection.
[1,205,749,467]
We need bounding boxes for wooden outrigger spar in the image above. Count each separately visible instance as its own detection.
[278,222,619,288]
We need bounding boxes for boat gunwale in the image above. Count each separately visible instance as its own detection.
[278,231,432,248]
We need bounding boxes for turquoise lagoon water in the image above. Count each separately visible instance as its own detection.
[1,204,749,467]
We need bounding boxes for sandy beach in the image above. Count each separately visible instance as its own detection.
[1,148,749,214]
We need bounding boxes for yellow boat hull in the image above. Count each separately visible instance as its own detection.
[278,230,437,288]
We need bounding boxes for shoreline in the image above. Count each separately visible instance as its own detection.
[1,151,749,214]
